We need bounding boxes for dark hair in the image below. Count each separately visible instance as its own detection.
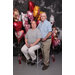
[31,20,37,24]
[31,20,37,28]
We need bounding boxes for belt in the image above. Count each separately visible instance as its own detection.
[47,37,51,39]
[41,37,51,42]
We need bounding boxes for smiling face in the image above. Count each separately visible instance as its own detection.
[31,21,37,29]
[41,12,47,22]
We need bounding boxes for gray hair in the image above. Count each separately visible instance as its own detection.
[41,12,47,17]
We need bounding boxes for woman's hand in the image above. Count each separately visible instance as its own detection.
[26,43,30,48]
[25,38,30,47]
[30,44,34,47]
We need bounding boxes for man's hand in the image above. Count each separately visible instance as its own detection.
[42,38,46,42]
[42,32,52,42]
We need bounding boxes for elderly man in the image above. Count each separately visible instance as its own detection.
[37,12,52,70]
[21,20,41,65]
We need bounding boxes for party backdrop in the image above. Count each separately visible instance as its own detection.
[13,0,62,56]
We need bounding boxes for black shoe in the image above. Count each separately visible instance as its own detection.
[27,62,31,64]
[27,59,32,65]
[31,59,36,65]
[41,63,44,65]
[31,62,35,65]
[42,65,49,70]
[34,58,37,62]
[41,61,50,65]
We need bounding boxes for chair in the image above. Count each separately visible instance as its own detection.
[26,48,42,68]
[36,48,42,68]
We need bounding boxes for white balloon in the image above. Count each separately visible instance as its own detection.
[50,15,55,25]
[18,15,21,21]
[21,12,28,27]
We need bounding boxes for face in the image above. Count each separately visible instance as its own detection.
[31,21,36,29]
[41,13,47,22]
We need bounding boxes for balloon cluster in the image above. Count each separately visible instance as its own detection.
[21,12,30,33]
[21,1,44,33]
[13,1,45,42]
[28,1,44,26]
[51,27,60,48]
[50,15,60,48]
[13,8,24,42]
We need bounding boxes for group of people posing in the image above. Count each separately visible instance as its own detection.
[21,12,52,70]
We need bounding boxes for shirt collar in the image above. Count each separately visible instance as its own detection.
[40,19,47,24]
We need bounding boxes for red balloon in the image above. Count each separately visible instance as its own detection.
[36,20,41,26]
[15,30,24,42]
[51,35,55,44]
[13,21,23,32]
[25,24,30,33]
[28,1,35,12]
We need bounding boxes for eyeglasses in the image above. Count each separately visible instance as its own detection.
[41,16,46,17]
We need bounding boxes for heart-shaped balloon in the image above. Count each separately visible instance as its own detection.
[23,33,26,38]
[37,11,43,20]
[15,30,24,42]
[21,12,28,27]
[36,20,41,26]
[50,15,55,26]
[53,39,60,47]
[27,11,34,22]
[25,24,30,33]
[33,6,40,17]
[28,1,35,12]
[13,21,23,32]
[51,35,55,44]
